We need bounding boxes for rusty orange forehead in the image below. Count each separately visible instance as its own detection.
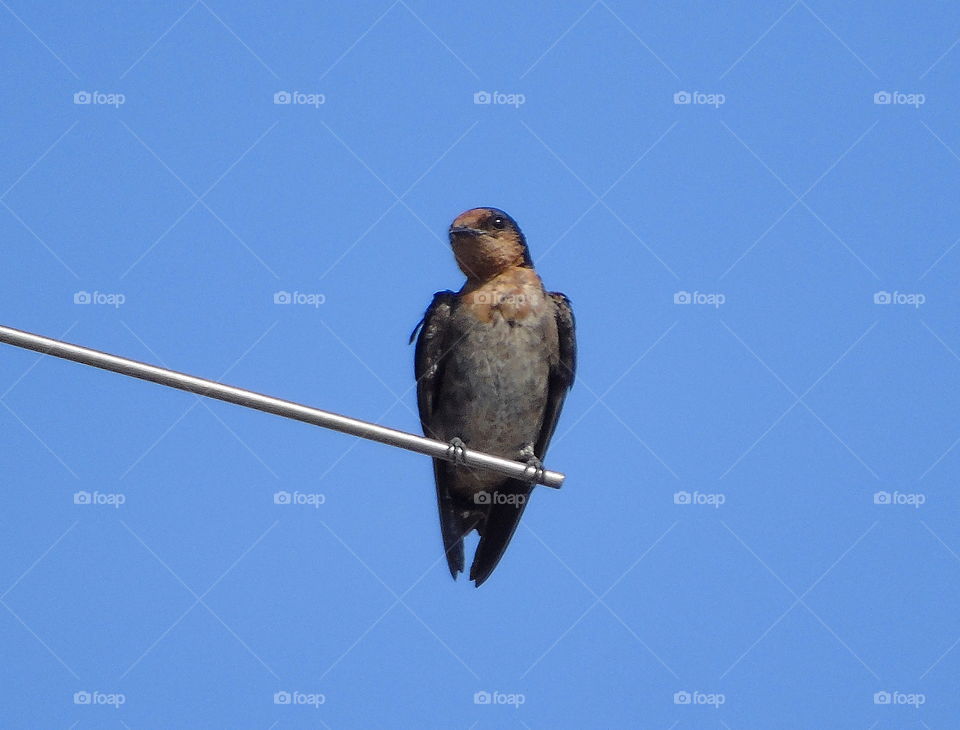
[450,208,492,229]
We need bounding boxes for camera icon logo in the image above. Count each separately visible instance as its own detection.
[474,690,491,704]
[673,91,692,104]
[73,691,91,704]
[674,690,692,704]
[874,91,892,105]
[273,290,291,304]
[274,91,292,105]
[74,491,91,505]
[74,91,92,105]
[473,90,491,105]
[74,291,91,304]
[873,291,891,304]
[673,290,691,304]
[274,491,291,505]
[873,691,891,705]
[673,491,691,505]
[474,492,491,504]
[873,491,891,505]
[274,690,291,704]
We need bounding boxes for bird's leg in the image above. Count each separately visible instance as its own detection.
[446,437,468,466]
[518,443,544,483]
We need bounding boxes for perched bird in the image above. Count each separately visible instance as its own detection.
[411,207,576,586]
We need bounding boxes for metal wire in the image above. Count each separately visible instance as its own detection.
[0,324,564,488]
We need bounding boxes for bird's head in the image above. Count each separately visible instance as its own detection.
[448,207,533,282]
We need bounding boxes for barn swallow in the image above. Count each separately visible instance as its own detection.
[411,207,576,586]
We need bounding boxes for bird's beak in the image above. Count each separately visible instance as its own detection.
[449,225,483,237]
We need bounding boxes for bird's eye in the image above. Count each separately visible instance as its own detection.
[491,217,505,229]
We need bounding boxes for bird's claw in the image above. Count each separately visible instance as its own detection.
[517,443,543,483]
[522,455,544,484]
[446,437,467,465]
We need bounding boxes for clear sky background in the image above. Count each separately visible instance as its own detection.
[1,2,959,728]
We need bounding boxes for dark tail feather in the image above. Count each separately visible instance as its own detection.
[469,479,533,587]
[434,460,482,579]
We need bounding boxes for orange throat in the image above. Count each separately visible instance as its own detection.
[451,235,526,282]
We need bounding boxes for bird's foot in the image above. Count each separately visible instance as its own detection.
[518,445,544,483]
[446,437,468,466]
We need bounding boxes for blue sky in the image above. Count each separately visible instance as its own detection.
[1,1,959,727]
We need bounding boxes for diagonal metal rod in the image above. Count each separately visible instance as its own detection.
[0,324,564,488]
